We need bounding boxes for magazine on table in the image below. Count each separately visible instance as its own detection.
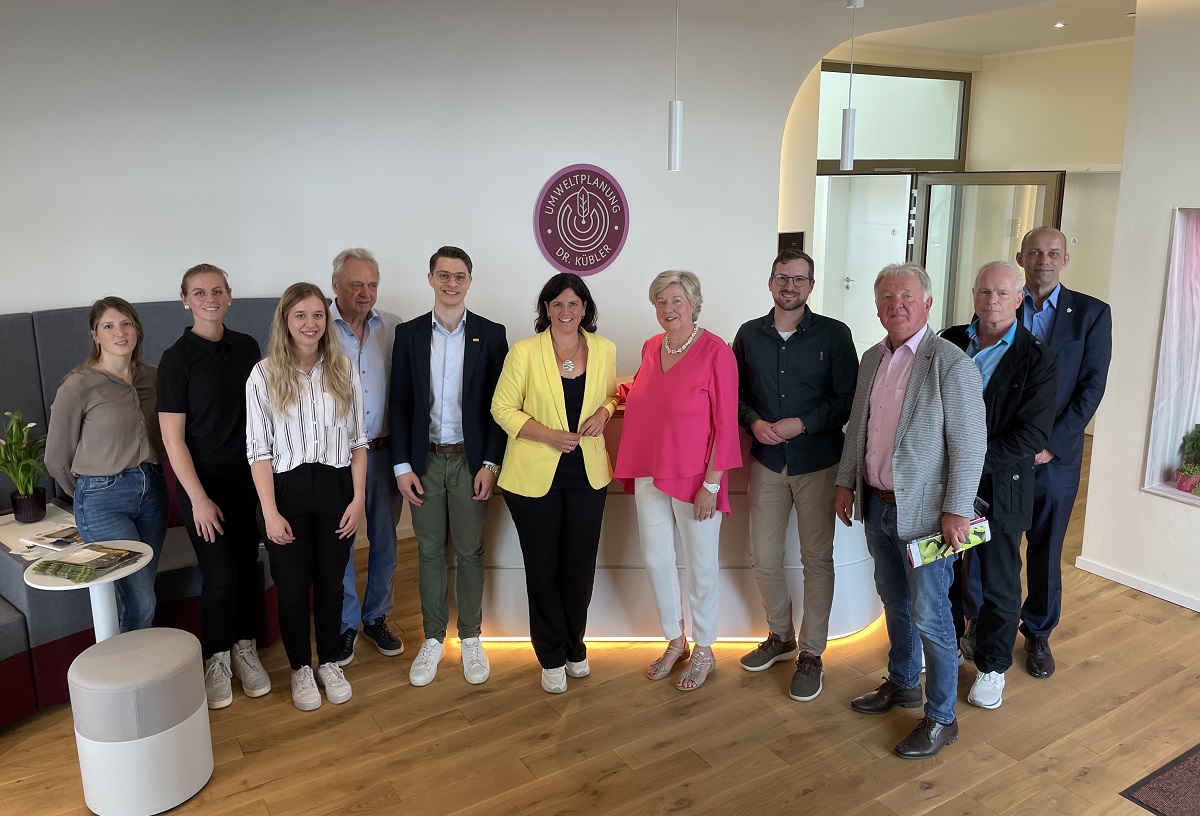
[19,525,83,551]
[31,544,142,584]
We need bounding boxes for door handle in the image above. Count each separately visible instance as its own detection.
[844,276,854,290]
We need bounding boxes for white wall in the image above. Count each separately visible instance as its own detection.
[0,0,1046,375]
[1079,0,1200,612]
[967,40,1133,172]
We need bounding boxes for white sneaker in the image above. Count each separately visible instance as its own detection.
[409,639,444,687]
[461,637,490,685]
[541,666,567,694]
[316,663,353,704]
[231,639,271,698]
[968,670,1005,709]
[204,651,233,709]
[565,658,590,678]
[290,666,322,711]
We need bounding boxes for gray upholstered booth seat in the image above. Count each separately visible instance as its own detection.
[68,628,213,816]
[0,594,37,728]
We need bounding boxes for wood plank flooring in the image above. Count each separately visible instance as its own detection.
[4,440,1199,815]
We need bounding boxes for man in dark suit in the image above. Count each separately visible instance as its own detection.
[942,261,1057,709]
[1014,227,1112,678]
[390,245,508,687]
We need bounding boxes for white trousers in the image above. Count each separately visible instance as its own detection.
[634,477,722,647]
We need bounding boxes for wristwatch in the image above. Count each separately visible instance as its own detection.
[484,463,500,477]
[702,481,720,494]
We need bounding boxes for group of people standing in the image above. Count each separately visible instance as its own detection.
[40,226,1110,759]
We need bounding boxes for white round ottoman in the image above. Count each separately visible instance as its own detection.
[67,628,214,816]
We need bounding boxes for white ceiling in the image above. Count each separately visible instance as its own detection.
[855,0,1136,57]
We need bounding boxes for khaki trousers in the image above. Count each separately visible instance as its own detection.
[748,460,837,655]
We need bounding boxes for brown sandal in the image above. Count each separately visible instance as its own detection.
[647,639,691,681]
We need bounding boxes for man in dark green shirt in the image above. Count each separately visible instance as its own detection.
[731,248,858,703]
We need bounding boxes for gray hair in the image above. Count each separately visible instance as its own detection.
[331,247,380,282]
[974,260,1022,291]
[874,262,932,301]
[648,270,703,321]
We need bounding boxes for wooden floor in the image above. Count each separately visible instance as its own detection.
[4,441,1200,816]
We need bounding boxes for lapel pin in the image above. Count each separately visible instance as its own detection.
[472,337,480,342]
[1066,307,1073,314]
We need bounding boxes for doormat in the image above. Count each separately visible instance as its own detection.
[1121,742,1200,816]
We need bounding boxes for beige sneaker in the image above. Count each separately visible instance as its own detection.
[204,651,233,709]
[231,639,271,698]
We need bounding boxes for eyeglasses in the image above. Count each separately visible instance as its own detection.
[188,287,228,298]
[432,271,470,284]
[770,274,813,287]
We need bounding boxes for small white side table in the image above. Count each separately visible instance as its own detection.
[24,540,153,642]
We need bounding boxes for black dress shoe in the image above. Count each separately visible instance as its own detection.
[1025,635,1055,678]
[851,678,922,714]
[895,717,959,759]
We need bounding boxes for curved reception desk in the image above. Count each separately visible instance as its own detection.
[464,413,882,641]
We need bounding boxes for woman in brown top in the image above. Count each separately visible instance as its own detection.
[45,297,169,632]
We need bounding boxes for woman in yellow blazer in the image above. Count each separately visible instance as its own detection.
[492,273,618,694]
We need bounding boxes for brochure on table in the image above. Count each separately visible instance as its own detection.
[0,504,78,560]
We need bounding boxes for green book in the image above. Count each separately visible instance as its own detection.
[32,544,141,584]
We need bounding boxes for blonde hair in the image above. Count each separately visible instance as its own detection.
[180,263,230,295]
[648,270,703,321]
[264,282,354,419]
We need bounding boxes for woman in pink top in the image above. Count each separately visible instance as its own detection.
[613,270,741,690]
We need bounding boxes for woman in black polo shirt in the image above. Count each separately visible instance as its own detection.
[157,264,271,711]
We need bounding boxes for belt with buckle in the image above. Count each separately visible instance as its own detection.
[366,436,389,451]
[868,485,896,504]
[429,443,465,454]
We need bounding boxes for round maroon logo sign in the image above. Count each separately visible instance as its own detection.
[534,164,629,276]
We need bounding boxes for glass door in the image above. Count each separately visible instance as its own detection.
[914,171,1064,329]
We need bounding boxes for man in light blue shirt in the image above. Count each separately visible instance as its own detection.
[1013,227,1111,679]
[942,261,1056,710]
[329,247,404,665]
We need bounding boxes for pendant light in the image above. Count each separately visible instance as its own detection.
[841,0,864,172]
[668,0,683,171]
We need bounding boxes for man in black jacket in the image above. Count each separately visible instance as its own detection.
[941,261,1056,709]
[732,249,857,703]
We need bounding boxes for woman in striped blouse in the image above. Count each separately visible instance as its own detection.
[246,282,367,712]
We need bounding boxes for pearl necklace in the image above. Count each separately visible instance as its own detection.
[663,325,700,355]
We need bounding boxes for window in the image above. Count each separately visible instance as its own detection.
[817,63,970,173]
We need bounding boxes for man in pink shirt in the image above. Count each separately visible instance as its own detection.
[834,263,986,760]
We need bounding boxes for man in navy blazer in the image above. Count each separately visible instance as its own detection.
[389,246,508,687]
[942,261,1057,709]
[1013,227,1112,679]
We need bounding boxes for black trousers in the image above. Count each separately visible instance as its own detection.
[503,455,607,669]
[176,460,261,659]
[951,521,1023,674]
[258,462,354,670]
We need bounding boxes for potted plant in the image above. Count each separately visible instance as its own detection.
[0,410,49,523]
[1177,423,1200,495]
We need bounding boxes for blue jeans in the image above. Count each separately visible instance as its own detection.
[863,494,958,726]
[73,463,169,632]
[340,446,402,630]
